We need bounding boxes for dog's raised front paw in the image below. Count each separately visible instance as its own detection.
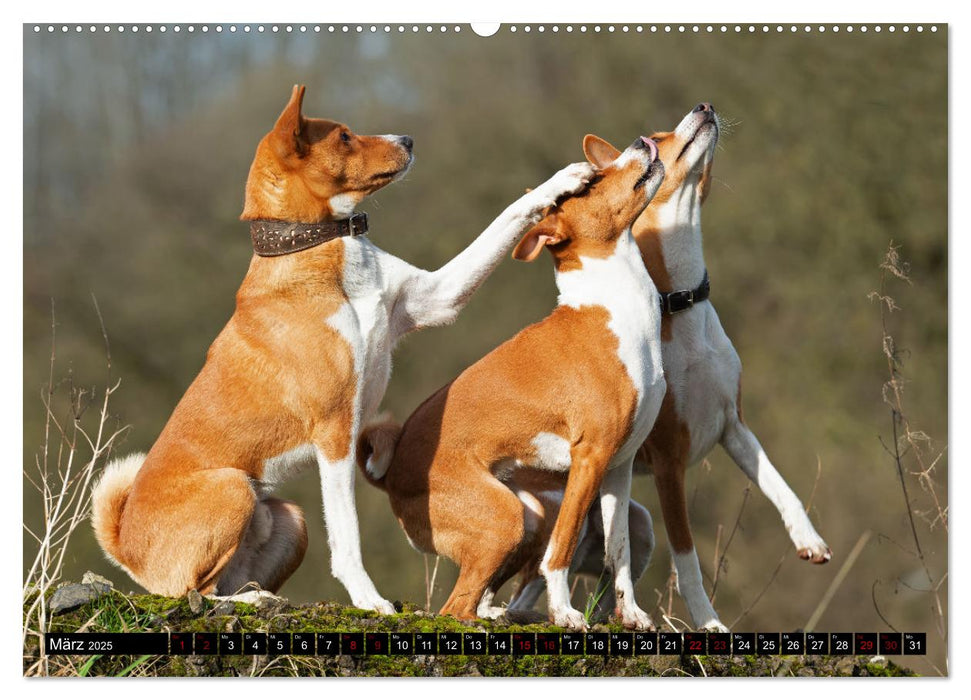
[797,542,833,564]
[534,162,596,209]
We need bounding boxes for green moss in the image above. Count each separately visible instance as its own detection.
[24,592,921,677]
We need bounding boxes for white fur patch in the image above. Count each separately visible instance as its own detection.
[91,452,147,570]
[530,432,572,471]
[93,452,147,501]
[555,230,666,462]
[261,443,316,495]
[514,489,544,519]
[328,193,359,219]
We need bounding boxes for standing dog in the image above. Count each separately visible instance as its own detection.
[358,136,666,630]
[510,104,831,631]
[90,85,594,612]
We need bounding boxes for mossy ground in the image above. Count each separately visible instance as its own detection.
[24,589,917,677]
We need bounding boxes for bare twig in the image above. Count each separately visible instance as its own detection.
[22,300,128,677]
[710,485,751,601]
[805,530,871,632]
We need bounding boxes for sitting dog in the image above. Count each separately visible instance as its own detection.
[358,136,666,630]
[90,85,594,612]
[510,104,832,631]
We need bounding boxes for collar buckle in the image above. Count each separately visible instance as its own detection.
[663,289,695,314]
[348,212,369,236]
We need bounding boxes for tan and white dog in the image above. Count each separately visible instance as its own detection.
[358,136,666,630]
[510,104,832,631]
[90,85,594,612]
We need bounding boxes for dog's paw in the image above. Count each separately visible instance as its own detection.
[550,606,589,631]
[476,605,507,621]
[699,620,730,634]
[352,594,396,615]
[797,542,833,564]
[534,162,597,209]
[617,605,656,632]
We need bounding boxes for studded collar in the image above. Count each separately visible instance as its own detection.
[249,213,368,257]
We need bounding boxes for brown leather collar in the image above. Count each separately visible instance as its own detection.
[250,213,369,257]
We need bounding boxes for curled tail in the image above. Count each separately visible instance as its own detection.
[355,420,402,491]
[90,453,146,569]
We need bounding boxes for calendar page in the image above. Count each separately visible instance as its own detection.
[22,18,948,679]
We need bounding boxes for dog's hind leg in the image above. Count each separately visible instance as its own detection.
[439,479,539,621]
[215,498,309,596]
[720,416,832,564]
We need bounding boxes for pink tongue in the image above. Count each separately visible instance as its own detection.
[640,136,658,160]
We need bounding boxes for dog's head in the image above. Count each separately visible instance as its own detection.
[512,136,664,270]
[241,85,414,222]
[647,102,718,208]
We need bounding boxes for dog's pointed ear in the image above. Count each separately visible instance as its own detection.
[512,215,566,262]
[583,134,621,168]
[272,84,308,157]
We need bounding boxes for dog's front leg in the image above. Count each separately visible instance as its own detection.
[390,162,595,336]
[599,461,655,631]
[315,444,395,614]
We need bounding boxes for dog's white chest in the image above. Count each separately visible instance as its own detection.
[556,231,666,462]
[330,238,394,421]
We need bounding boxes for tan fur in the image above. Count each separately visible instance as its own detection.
[91,85,410,596]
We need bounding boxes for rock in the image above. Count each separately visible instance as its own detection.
[49,583,108,614]
[211,601,236,617]
[81,572,114,593]
[835,657,857,676]
[187,589,205,615]
[253,594,287,615]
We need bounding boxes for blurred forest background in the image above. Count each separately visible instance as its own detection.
[23,25,947,672]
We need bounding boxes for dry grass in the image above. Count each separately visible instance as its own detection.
[22,298,128,677]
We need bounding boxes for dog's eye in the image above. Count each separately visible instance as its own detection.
[340,131,351,144]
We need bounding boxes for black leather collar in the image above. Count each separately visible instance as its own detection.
[250,213,369,257]
[659,270,710,315]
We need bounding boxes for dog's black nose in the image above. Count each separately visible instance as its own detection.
[693,102,714,113]
[399,135,414,151]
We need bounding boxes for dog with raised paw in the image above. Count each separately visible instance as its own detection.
[90,84,594,612]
